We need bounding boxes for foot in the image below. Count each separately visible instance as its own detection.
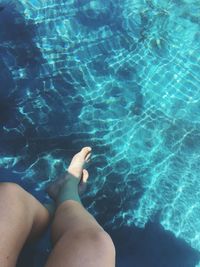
[47,147,92,200]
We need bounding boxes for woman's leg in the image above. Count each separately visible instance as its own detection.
[45,147,116,267]
[0,182,50,267]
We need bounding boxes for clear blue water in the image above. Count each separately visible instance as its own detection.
[0,0,200,266]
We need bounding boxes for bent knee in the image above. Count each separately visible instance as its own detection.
[95,230,116,255]
[76,229,116,256]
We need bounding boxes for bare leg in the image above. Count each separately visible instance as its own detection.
[0,182,50,267]
[45,147,116,267]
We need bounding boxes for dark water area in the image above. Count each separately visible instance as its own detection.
[17,227,200,267]
[112,224,200,267]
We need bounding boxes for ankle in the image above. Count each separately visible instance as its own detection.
[56,176,81,206]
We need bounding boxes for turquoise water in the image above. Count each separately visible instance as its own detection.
[1,0,200,266]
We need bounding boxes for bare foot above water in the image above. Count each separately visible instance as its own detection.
[47,147,92,200]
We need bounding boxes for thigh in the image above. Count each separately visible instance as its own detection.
[0,183,50,267]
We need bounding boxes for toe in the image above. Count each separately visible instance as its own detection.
[82,169,89,183]
[71,147,92,163]
[79,169,89,194]
[79,147,92,159]
[85,152,92,162]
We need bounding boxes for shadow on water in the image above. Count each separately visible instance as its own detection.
[0,3,84,150]
[109,222,200,267]
[0,3,44,129]
[0,3,44,70]
[0,91,18,127]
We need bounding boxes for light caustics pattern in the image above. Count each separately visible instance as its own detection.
[1,0,200,254]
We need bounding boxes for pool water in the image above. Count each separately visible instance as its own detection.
[1,0,200,266]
